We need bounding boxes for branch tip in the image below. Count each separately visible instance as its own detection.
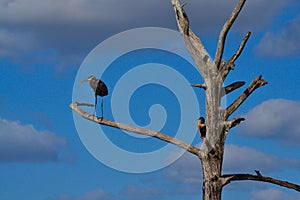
[226,75,268,118]
[215,0,247,68]
[222,81,245,96]
[191,84,207,90]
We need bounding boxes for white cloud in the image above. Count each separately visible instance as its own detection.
[0,118,67,162]
[250,188,300,200]
[239,99,300,145]
[119,185,165,200]
[255,15,300,58]
[0,29,37,57]
[223,145,300,173]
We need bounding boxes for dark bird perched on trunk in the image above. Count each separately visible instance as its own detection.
[197,117,206,140]
[81,75,108,119]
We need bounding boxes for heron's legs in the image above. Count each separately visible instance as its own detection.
[93,95,97,120]
[101,97,104,119]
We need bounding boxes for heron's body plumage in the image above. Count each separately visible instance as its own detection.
[82,75,108,118]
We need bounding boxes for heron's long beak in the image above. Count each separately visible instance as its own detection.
[81,79,89,84]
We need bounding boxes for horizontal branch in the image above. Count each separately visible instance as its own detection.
[221,171,300,192]
[225,75,268,119]
[219,32,251,81]
[214,0,247,68]
[70,101,203,158]
[222,81,245,97]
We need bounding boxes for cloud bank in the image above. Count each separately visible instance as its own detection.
[239,99,300,145]
[50,143,300,199]
[0,119,67,162]
[0,0,292,72]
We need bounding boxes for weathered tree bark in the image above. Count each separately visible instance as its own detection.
[70,0,300,199]
[170,0,295,199]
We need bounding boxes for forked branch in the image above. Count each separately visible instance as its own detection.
[70,101,204,158]
[226,117,245,130]
[214,0,247,68]
[221,171,300,192]
[222,117,245,139]
[225,75,268,119]
[219,32,251,81]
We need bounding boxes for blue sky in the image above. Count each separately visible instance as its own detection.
[0,0,300,199]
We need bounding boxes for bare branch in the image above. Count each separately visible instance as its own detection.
[171,0,215,77]
[172,0,189,35]
[221,117,245,140]
[75,102,94,107]
[221,171,300,192]
[214,0,247,68]
[218,61,233,82]
[226,117,245,129]
[229,31,251,63]
[255,170,263,177]
[70,101,204,158]
[225,75,268,118]
[219,32,251,81]
[222,81,245,97]
[191,84,207,90]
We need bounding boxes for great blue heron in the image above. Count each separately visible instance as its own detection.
[197,117,206,140]
[81,75,108,119]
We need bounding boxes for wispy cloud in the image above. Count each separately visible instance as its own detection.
[0,29,37,57]
[239,99,300,145]
[255,15,300,58]
[0,118,67,163]
[119,185,165,200]
[48,188,118,200]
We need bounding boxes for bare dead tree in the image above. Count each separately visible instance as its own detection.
[70,0,300,199]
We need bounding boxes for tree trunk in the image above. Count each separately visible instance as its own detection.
[202,156,223,200]
[201,77,225,200]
